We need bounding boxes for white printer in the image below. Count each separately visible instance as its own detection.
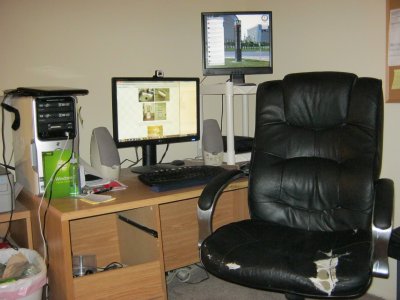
[0,166,14,213]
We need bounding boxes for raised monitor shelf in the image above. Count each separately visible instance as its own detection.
[200,82,258,165]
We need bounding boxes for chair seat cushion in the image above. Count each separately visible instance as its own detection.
[200,219,372,298]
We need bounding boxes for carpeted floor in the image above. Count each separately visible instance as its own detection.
[167,264,385,300]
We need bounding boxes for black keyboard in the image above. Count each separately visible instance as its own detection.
[138,165,226,192]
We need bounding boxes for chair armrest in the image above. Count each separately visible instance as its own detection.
[197,169,247,247]
[372,178,394,278]
[373,178,394,230]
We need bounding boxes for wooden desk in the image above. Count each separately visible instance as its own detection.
[18,169,249,300]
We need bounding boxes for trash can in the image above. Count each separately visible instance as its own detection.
[0,248,46,300]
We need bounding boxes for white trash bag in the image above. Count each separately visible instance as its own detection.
[0,248,46,300]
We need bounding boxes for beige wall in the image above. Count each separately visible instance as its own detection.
[0,0,399,298]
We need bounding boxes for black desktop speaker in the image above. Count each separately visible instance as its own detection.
[202,119,224,166]
[90,127,121,180]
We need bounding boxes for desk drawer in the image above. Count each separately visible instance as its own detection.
[73,261,164,299]
[160,188,248,271]
[71,206,166,299]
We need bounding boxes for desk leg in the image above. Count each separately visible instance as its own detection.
[242,94,249,137]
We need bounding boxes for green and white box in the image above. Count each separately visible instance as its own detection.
[42,149,73,198]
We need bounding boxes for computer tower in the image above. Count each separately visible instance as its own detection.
[6,87,88,195]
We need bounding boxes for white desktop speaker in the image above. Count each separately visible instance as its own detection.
[202,119,224,166]
[90,127,121,180]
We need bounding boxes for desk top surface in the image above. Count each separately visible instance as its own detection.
[24,169,248,221]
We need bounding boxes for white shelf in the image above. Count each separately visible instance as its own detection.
[200,82,257,165]
[200,83,257,95]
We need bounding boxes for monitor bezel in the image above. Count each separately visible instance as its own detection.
[201,11,273,80]
[111,77,200,149]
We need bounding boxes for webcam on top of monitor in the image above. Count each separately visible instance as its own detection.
[154,70,164,78]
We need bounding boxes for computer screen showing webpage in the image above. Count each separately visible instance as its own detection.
[115,80,198,143]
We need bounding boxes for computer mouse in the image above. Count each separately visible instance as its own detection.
[171,160,185,166]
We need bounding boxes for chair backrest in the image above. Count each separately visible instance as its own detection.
[249,72,383,232]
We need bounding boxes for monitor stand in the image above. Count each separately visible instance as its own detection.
[130,163,177,174]
[230,74,256,86]
[230,73,245,85]
[130,144,178,174]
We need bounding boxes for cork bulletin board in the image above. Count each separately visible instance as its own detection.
[387,0,400,102]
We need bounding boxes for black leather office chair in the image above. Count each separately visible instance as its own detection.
[197,72,394,299]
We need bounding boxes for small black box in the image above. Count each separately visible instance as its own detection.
[222,136,253,154]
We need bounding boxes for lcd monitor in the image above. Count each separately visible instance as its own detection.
[201,11,273,84]
[111,77,200,173]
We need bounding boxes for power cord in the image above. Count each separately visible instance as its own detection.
[121,147,142,168]
[167,264,209,285]
[200,76,208,85]
[0,162,14,170]
[98,262,124,272]
[158,144,169,164]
